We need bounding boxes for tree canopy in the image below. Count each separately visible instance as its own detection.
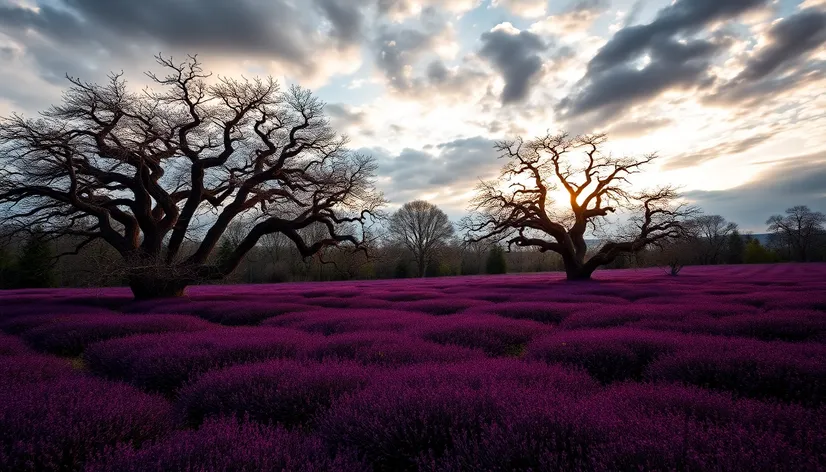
[465,132,697,280]
[0,55,383,298]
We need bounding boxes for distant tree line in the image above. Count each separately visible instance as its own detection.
[2,204,824,289]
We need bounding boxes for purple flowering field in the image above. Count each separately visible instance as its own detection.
[1,264,825,471]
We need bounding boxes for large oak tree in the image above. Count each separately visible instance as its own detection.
[465,133,696,280]
[0,55,383,299]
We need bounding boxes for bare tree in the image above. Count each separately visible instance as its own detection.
[387,200,455,278]
[767,205,826,262]
[465,133,697,280]
[0,55,384,299]
[693,215,738,264]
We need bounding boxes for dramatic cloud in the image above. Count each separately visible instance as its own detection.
[707,8,826,105]
[0,0,371,85]
[1,0,824,223]
[479,23,548,104]
[562,0,771,119]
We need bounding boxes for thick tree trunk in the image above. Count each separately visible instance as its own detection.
[561,252,597,281]
[128,275,188,300]
[565,265,596,281]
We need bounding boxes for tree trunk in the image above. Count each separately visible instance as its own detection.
[128,275,188,300]
[565,266,596,281]
[562,252,597,281]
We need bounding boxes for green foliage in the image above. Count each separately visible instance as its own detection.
[726,230,745,264]
[15,228,56,288]
[744,239,779,264]
[485,245,507,274]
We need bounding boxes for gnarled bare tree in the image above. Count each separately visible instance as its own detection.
[0,55,384,299]
[464,132,697,280]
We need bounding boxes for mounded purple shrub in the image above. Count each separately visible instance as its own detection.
[416,314,550,356]
[177,359,373,427]
[629,309,826,342]
[0,303,116,321]
[190,301,319,326]
[306,331,484,366]
[21,314,215,356]
[431,383,826,471]
[84,327,321,393]
[645,337,826,405]
[393,298,492,316]
[526,328,684,383]
[303,297,357,309]
[0,377,173,472]
[473,301,605,324]
[0,333,29,355]
[318,360,597,471]
[263,309,432,335]
[124,299,319,325]
[372,291,441,302]
[88,418,367,472]
[0,353,78,384]
[0,311,114,335]
[560,305,667,329]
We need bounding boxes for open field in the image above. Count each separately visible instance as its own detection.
[1,264,825,471]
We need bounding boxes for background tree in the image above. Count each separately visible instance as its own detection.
[387,200,455,278]
[14,227,56,288]
[465,133,697,280]
[486,245,508,274]
[744,237,779,264]
[693,215,738,264]
[767,206,826,262]
[0,55,383,299]
[725,230,745,264]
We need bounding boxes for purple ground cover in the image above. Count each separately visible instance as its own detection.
[21,314,214,356]
[0,263,825,470]
[0,377,172,472]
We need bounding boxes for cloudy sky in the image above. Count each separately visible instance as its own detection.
[1,0,825,231]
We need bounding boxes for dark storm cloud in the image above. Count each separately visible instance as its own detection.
[706,9,826,106]
[737,8,826,82]
[563,0,769,119]
[479,28,547,104]
[564,38,719,116]
[65,0,363,58]
[685,151,826,230]
[0,0,371,86]
[588,0,767,73]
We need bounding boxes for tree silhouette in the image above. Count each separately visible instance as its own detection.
[0,55,383,299]
[693,215,738,264]
[725,230,745,265]
[485,245,507,274]
[465,133,697,280]
[767,205,826,262]
[387,201,455,278]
